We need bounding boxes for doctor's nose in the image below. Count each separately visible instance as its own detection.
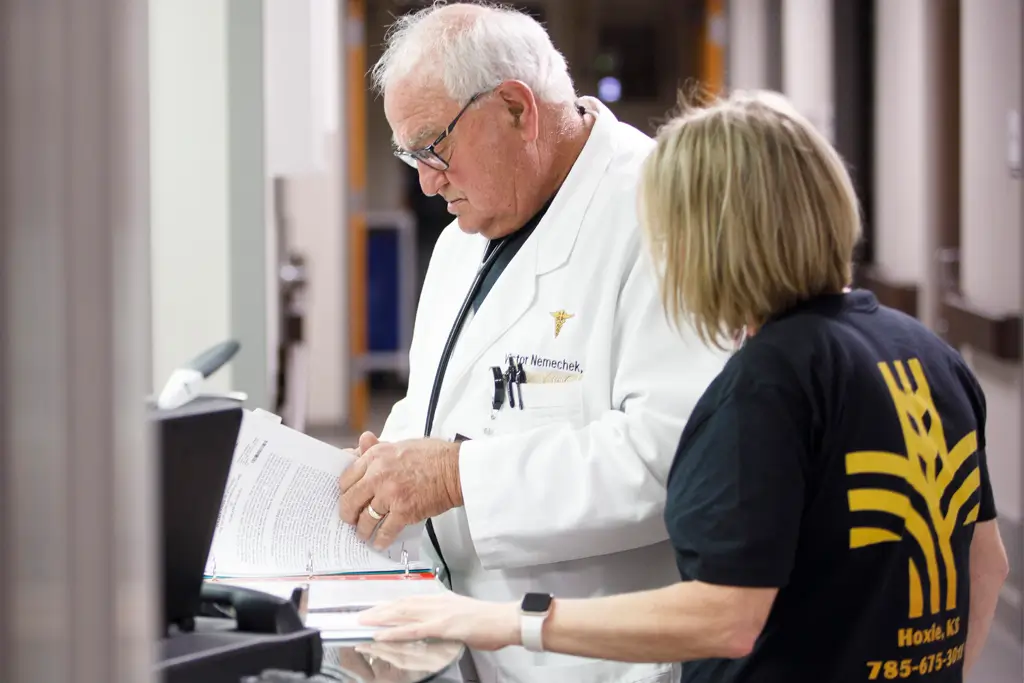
[417,162,448,197]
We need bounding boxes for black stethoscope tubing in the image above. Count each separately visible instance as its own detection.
[422,236,513,589]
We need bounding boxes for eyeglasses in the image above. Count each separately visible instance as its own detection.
[394,91,486,172]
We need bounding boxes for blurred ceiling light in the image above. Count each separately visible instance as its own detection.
[598,76,622,103]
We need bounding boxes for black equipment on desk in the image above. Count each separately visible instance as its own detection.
[157,585,322,683]
[156,397,243,633]
[153,398,322,682]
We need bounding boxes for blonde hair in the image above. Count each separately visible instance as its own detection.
[640,90,862,350]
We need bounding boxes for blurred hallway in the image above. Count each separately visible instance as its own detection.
[970,625,1022,682]
[0,1,1021,681]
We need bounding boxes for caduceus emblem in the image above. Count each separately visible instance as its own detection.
[550,310,575,338]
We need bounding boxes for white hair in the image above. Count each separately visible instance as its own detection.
[371,1,577,105]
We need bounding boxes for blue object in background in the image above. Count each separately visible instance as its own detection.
[367,228,401,353]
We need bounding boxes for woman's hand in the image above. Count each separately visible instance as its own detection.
[358,593,521,651]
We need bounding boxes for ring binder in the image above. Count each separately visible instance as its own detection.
[204,538,434,581]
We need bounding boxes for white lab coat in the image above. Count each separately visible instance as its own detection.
[379,98,728,683]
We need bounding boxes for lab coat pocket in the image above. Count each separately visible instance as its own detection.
[631,668,679,683]
[512,381,585,428]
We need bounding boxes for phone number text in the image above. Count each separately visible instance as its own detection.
[866,644,965,679]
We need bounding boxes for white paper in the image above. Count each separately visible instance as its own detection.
[207,576,447,641]
[205,410,427,577]
[210,576,445,611]
[306,608,378,641]
[304,578,444,610]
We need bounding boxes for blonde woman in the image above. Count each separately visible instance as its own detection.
[359,91,1009,683]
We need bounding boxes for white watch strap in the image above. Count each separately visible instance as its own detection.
[520,613,546,652]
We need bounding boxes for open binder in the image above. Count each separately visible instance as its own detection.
[205,556,446,642]
[203,408,436,582]
[205,545,436,582]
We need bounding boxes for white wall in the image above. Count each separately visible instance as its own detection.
[149,0,233,395]
[727,0,771,90]
[265,0,347,427]
[227,0,272,411]
[265,0,332,176]
[781,0,833,141]
[871,0,937,324]
[286,135,347,426]
[873,0,926,285]
[960,0,1024,524]
[150,0,272,408]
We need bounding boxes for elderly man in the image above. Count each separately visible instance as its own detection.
[338,3,726,682]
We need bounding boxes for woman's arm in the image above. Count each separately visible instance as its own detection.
[359,581,777,662]
[541,581,776,661]
[963,520,1009,675]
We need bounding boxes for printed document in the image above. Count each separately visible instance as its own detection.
[205,410,429,578]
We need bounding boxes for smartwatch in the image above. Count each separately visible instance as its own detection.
[519,592,553,652]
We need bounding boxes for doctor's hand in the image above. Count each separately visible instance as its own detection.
[355,431,379,455]
[338,437,463,549]
[359,593,520,652]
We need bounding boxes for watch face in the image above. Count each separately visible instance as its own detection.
[521,592,553,613]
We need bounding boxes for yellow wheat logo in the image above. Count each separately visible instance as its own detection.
[845,359,980,618]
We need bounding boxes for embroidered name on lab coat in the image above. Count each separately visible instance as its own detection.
[505,352,582,374]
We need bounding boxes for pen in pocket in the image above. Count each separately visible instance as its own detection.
[505,358,517,409]
[515,361,526,408]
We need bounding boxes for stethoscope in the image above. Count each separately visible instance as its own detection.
[421,235,514,589]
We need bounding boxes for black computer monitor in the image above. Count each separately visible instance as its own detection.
[153,397,243,634]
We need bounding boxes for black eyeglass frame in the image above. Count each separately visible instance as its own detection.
[393,91,487,171]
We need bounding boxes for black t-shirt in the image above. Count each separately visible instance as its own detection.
[665,290,997,683]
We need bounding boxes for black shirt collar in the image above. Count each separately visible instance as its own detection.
[483,194,555,259]
[766,289,879,326]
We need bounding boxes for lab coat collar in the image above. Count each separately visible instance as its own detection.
[433,99,622,413]
[533,96,618,276]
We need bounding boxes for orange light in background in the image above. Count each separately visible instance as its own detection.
[347,0,368,433]
[702,0,727,97]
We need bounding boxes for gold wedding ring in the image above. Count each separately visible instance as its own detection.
[367,504,384,520]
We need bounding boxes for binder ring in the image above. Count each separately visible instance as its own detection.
[367,504,385,521]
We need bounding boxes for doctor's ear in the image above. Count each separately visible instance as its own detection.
[497,81,539,142]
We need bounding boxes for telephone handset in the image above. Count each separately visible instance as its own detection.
[198,582,306,635]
